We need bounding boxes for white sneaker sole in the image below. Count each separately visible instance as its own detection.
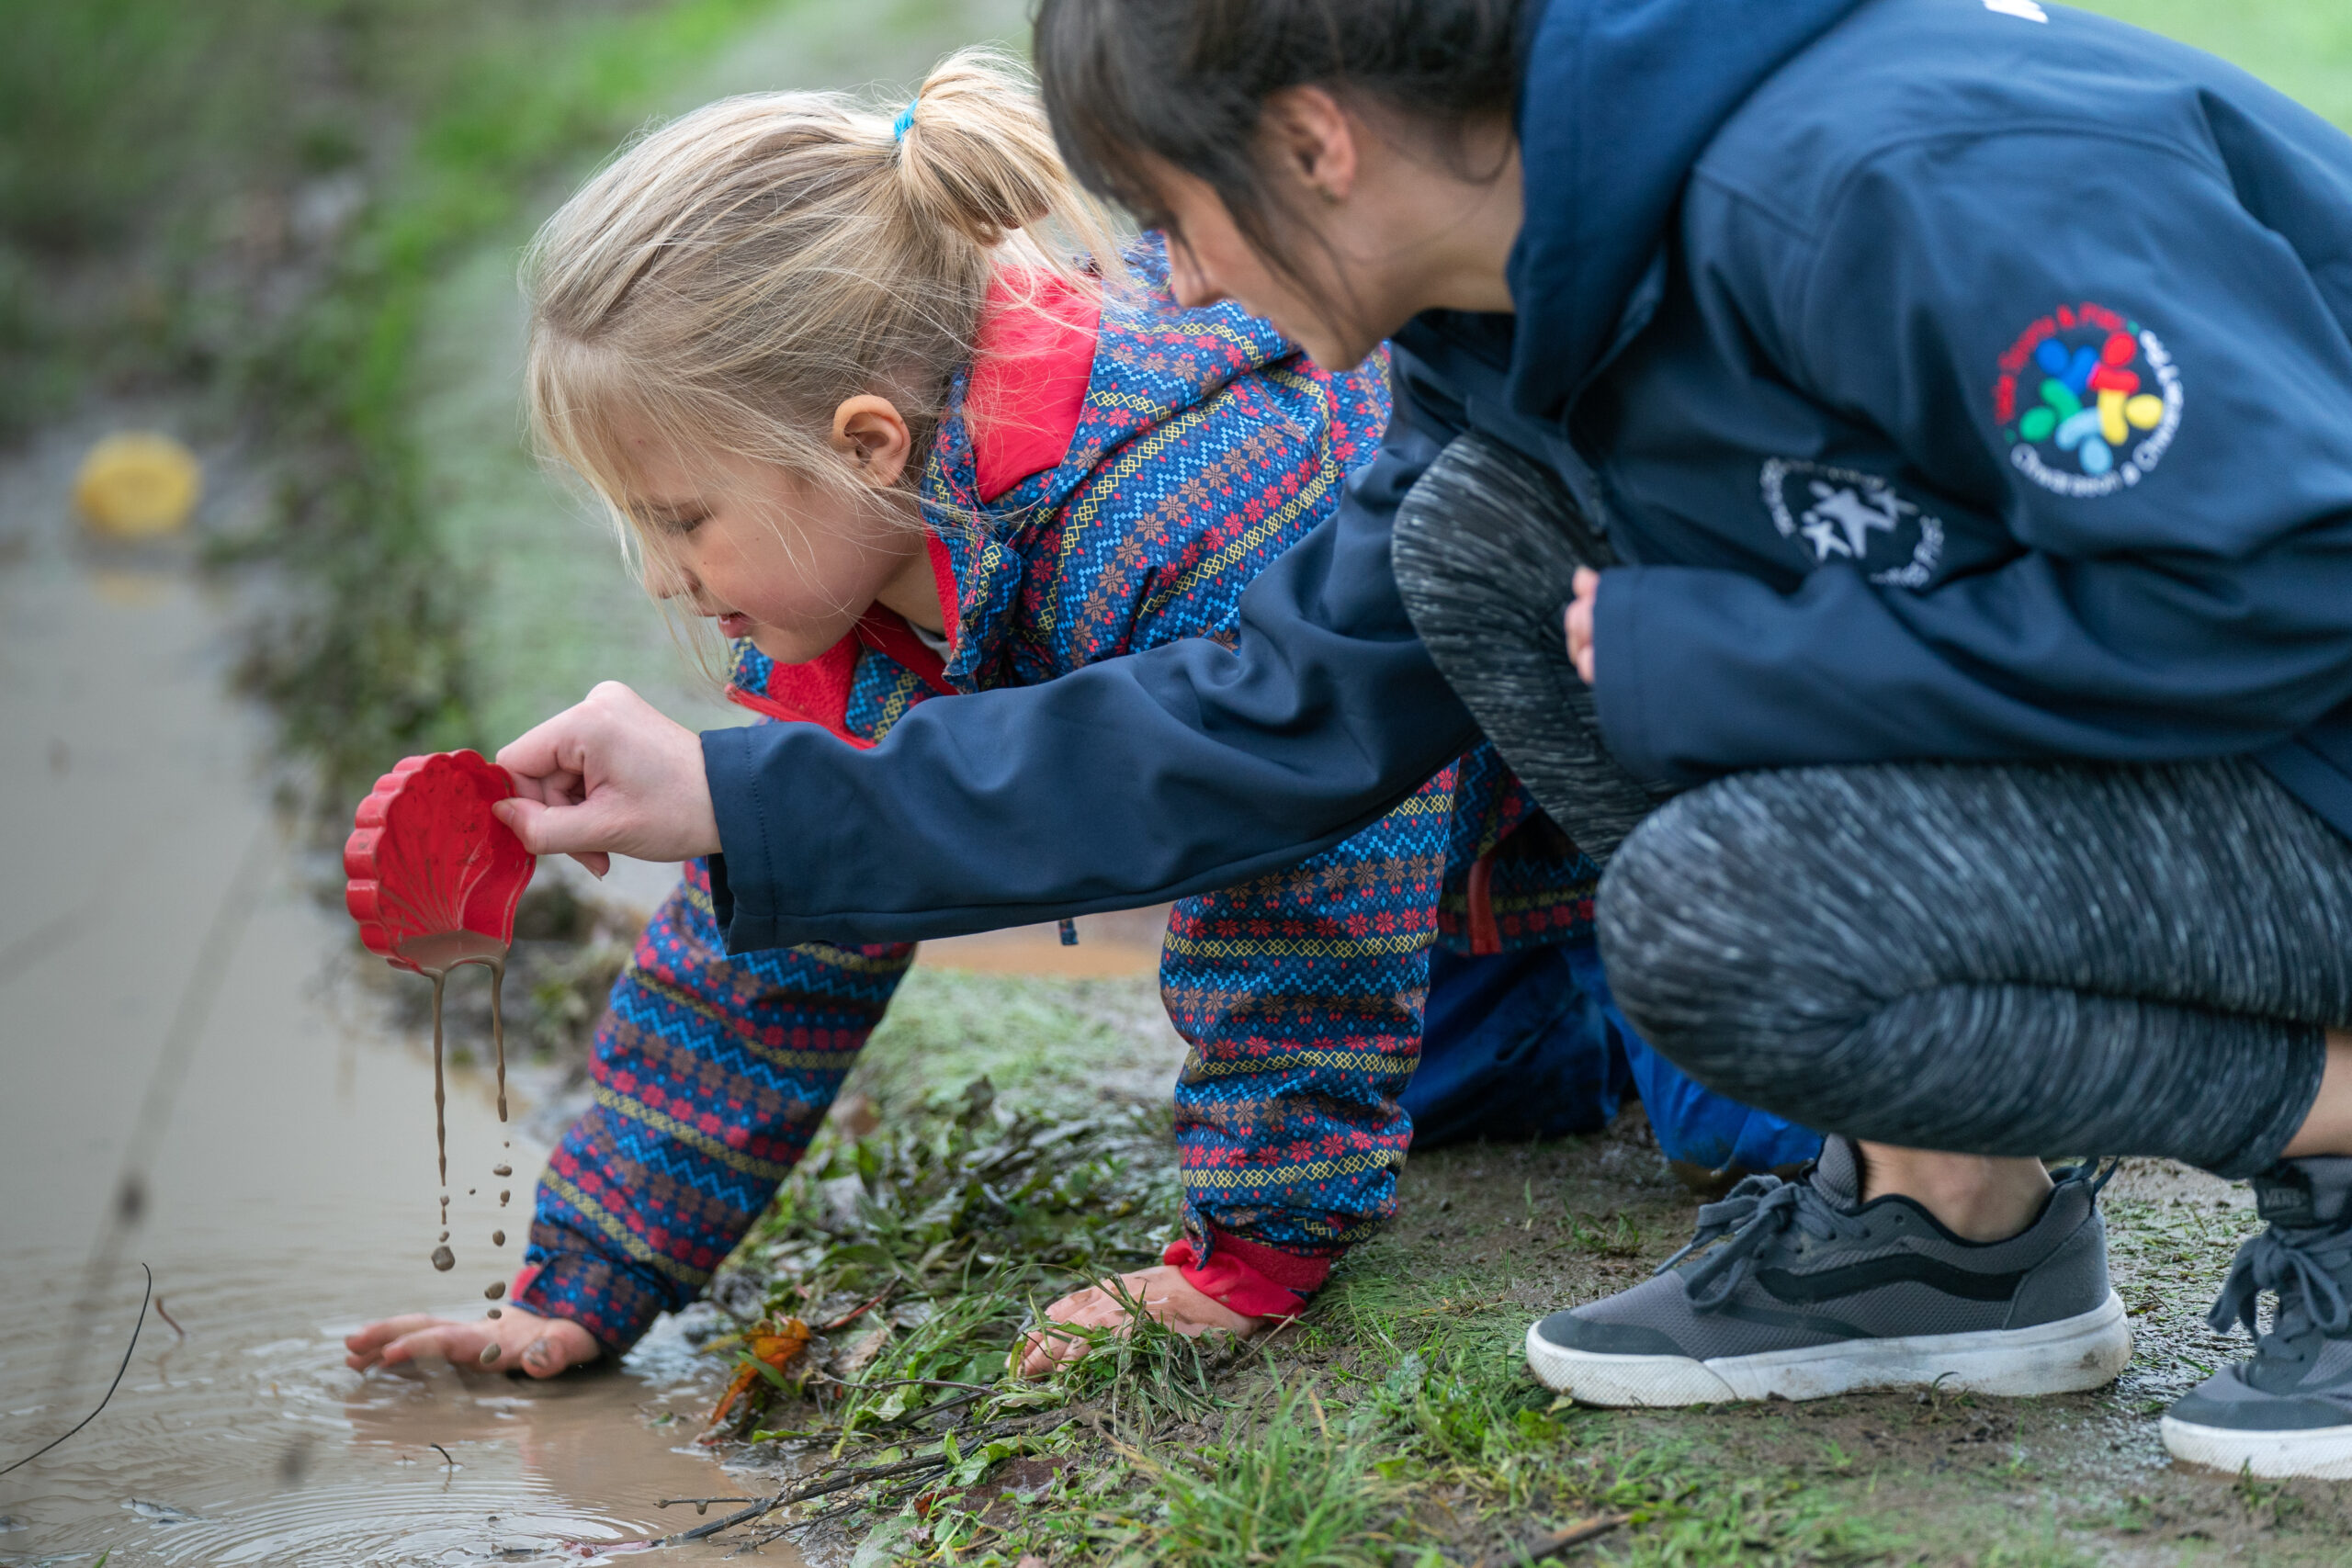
[1526,1290,2132,1406]
[2160,1416,2352,1479]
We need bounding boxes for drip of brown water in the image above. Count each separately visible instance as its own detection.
[484,1280,505,1301]
[492,1163,513,1178]
[395,931,512,1271]
[492,1229,505,1247]
[492,962,507,1122]
[498,1190,511,1207]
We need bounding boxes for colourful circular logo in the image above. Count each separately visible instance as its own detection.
[1995,301,2184,497]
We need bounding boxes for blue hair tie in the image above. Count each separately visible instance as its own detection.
[891,99,919,142]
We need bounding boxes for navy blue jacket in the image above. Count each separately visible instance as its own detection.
[707,0,2352,950]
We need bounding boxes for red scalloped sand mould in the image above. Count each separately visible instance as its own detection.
[345,750,535,973]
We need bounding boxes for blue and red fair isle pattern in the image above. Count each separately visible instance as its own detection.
[517,254,1598,1349]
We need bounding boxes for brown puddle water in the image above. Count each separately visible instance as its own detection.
[0,435,787,1566]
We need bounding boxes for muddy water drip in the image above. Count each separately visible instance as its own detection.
[396,930,512,1195]
[396,931,514,1294]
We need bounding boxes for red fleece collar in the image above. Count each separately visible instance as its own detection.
[726,267,1102,745]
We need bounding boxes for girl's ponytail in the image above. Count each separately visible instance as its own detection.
[892,49,1092,254]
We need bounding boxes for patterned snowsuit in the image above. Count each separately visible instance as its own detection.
[514,264,1631,1350]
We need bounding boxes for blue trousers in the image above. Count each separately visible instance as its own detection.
[1400,939,1821,1176]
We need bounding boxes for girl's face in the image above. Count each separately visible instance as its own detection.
[621,421,937,666]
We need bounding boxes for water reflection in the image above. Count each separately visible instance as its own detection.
[0,462,785,1566]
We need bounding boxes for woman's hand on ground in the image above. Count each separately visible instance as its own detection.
[1014,1265,1264,1378]
[492,682,719,875]
[344,1307,602,1379]
[1564,567,1600,685]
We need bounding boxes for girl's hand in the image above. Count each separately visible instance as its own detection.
[1014,1265,1264,1378]
[1564,567,1600,685]
[345,1307,602,1380]
[492,682,719,875]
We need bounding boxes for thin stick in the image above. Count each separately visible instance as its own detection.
[658,1496,759,1512]
[662,1453,952,1545]
[1479,1512,1633,1568]
[818,1288,895,1335]
[0,1263,153,1477]
[430,1444,458,1469]
[812,1375,998,1396]
[153,1296,187,1340]
[863,1389,987,1432]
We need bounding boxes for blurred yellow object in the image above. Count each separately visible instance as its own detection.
[74,433,203,537]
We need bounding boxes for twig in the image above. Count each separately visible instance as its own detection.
[153,1296,187,1340]
[863,1389,987,1432]
[662,1453,953,1544]
[0,1263,153,1477]
[429,1444,458,1469]
[659,1495,758,1513]
[1478,1512,1632,1568]
[813,1375,999,1397]
[818,1287,896,1335]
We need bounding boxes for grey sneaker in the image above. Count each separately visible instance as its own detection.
[1527,1137,2131,1405]
[2163,1156,2352,1478]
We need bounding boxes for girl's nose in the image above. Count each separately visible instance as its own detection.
[641,554,695,601]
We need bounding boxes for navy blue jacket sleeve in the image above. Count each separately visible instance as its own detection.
[701,386,1476,950]
[1593,128,2352,785]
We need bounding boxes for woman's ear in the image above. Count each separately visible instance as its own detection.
[831,395,914,487]
[1261,85,1359,205]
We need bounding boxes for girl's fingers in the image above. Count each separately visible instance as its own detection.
[345,1310,596,1376]
[379,1324,488,1369]
[344,1314,450,1365]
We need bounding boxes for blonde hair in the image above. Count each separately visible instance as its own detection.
[521,47,1120,637]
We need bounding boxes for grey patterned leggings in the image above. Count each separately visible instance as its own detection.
[1595,758,2352,1179]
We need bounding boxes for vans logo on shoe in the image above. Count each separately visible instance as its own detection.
[2255,1165,2321,1226]
[1760,459,1945,588]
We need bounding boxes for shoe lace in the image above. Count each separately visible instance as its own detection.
[1651,1171,1870,1313]
[2208,1220,2352,1342]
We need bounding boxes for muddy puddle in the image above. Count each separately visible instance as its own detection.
[0,426,780,1566]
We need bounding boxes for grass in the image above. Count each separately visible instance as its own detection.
[649,976,2352,1565]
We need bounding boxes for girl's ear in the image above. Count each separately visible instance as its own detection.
[831,395,914,487]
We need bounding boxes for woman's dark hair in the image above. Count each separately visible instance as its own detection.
[1035,0,1523,289]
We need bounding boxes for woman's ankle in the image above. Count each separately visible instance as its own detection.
[1854,1143,2052,1243]
[2279,1030,2352,1160]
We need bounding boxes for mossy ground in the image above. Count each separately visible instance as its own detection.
[615,967,2347,1568]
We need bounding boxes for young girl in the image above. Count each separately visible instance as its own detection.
[345,51,1801,1384]
[488,0,2352,1479]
